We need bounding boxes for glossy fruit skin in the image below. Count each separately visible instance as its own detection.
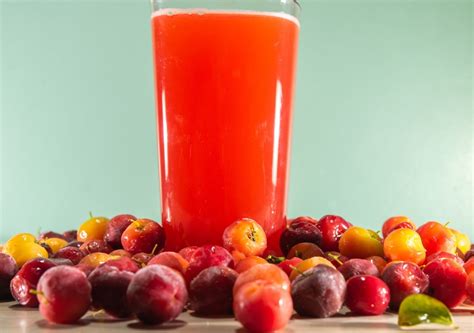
[345,275,390,315]
[10,258,57,307]
[417,221,457,257]
[102,256,139,273]
[450,228,471,255]
[222,218,267,257]
[316,215,352,251]
[80,240,113,255]
[339,226,384,259]
[337,259,379,280]
[423,258,467,308]
[75,264,95,277]
[381,261,429,310]
[77,216,109,242]
[464,258,474,275]
[39,231,66,241]
[3,233,49,267]
[280,217,322,256]
[426,251,464,266]
[40,238,68,254]
[148,252,189,275]
[37,266,91,324]
[178,246,198,262]
[289,256,335,281]
[79,252,111,268]
[121,219,165,255]
[104,214,136,249]
[234,264,290,293]
[189,266,238,315]
[234,280,293,333]
[382,216,415,238]
[88,264,134,318]
[62,230,77,242]
[109,249,131,257]
[53,246,85,265]
[291,265,346,318]
[287,242,324,259]
[235,256,267,273]
[0,253,18,299]
[467,271,474,301]
[127,265,188,325]
[185,245,233,284]
[366,256,387,274]
[383,228,426,265]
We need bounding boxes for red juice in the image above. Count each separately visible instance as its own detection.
[151,9,300,251]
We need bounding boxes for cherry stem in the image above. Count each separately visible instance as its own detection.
[133,221,143,230]
[326,252,343,265]
[444,221,451,227]
[150,244,158,256]
[289,265,308,277]
[89,211,94,219]
[30,289,48,304]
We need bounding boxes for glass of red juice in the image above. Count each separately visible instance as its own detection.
[150,0,300,252]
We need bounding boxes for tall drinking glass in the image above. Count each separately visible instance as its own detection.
[151,0,300,252]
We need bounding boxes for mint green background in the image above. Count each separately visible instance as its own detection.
[0,0,472,242]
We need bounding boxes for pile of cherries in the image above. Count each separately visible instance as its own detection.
[0,214,473,332]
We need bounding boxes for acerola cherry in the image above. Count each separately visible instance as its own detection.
[280,217,322,256]
[222,218,267,257]
[381,261,429,310]
[185,245,233,284]
[104,214,136,249]
[37,266,91,324]
[77,214,109,242]
[423,258,467,308]
[291,265,346,318]
[127,265,187,325]
[235,256,267,274]
[121,218,165,255]
[339,226,383,259]
[383,228,426,265]
[189,266,238,315]
[234,280,293,333]
[89,264,134,318]
[337,258,379,280]
[345,275,390,315]
[234,263,290,293]
[417,221,457,257]
[53,246,85,265]
[148,251,189,275]
[10,258,56,307]
[381,216,415,238]
[316,215,352,251]
[0,253,17,299]
[287,242,324,260]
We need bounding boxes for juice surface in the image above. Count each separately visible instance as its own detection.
[151,10,299,251]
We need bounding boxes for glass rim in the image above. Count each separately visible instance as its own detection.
[150,0,302,18]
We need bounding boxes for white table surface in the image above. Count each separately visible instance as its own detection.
[1,301,473,333]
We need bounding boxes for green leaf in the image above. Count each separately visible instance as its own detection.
[266,255,285,264]
[398,294,457,330]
